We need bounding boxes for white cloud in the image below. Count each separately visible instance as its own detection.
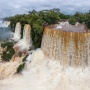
[0,0,90,18]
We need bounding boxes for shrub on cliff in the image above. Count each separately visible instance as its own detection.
[17,55,28,73]
[17,63,25,73]
[86,21,90,28]
[69,17,77,25]
[1,42,15,61]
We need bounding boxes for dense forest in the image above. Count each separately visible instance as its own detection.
[5,8,90,48]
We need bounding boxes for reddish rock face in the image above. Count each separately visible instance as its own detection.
[41,23,90,67]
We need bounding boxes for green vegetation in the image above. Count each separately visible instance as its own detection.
[1,42,15,61]
[1,41,28,72]
[6,8,90,48]
[17,55,28,73]
[7,9,61,48]
[69,16,77,25]
[17,63,25,73]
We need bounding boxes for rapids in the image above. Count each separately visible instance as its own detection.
[0,22,90,90]
[0,49,90,90]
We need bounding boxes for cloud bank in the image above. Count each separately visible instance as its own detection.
[0,0,90,18]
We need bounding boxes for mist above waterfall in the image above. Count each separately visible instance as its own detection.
[0,49,90,90]
[0,20,12,42]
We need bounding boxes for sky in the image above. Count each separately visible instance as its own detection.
[0,0,90,18]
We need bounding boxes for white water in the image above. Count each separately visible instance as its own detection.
[13,24,32,53]
[12,22,21,42]
[0,49,90,90]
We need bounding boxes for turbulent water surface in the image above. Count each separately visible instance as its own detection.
[0,49,90,90]
[0,22,90,90]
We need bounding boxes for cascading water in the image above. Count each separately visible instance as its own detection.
[0,49,90,90]
[12,22,21,42]
[41,22,90,67]
[0,21,23,79]
[13,24,32,53]
[0,22,90,90]
[22,24,32,50]
[0,24,32,79]
[0,52,26,79]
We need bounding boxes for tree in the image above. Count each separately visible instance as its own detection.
[69,17,77,25]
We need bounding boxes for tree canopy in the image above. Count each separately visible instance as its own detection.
[6,8,90,48]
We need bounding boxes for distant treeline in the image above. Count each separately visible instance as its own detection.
[6,8,90,48]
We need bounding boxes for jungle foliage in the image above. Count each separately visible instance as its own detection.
[6,8,90,48]
[1,42,15,61]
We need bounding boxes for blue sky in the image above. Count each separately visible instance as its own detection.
[0,0,90,18]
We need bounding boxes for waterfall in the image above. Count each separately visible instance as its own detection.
[25,49,45,69]
[41,23,90,68]
[0,23,32,79]
[12,22,21,42]
[0,49,90,90]
[13,24,32,53]
[1,22,90,90]
[23,24,32,49]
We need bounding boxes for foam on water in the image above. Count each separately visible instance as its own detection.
[0,49,90,90]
